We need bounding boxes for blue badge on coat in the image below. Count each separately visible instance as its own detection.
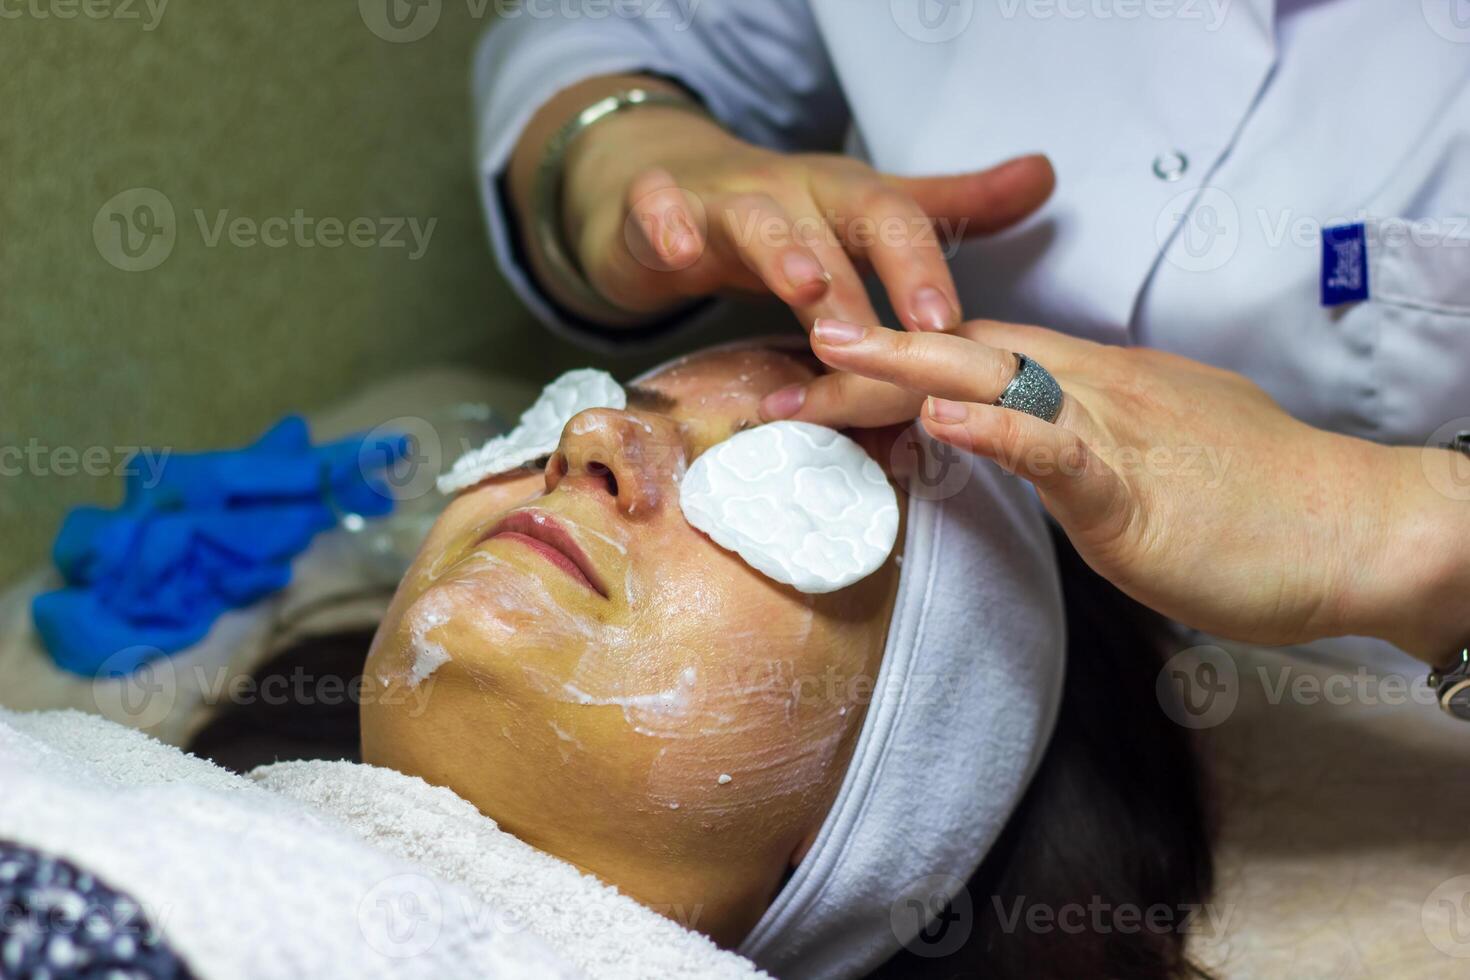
[1321,223,1369,306]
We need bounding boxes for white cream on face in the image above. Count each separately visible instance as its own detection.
[403,591,453,689]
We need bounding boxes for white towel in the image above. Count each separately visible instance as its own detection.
[254,760,765,980]
[0,708,765,980]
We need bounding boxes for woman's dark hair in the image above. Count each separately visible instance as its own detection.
[872,525,1216,980]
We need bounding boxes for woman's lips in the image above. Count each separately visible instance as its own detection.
[485,511,608,597]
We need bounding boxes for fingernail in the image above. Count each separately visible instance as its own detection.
[782,252,827,289]
[761,385,807,420]
[928,397,968,423]
[910,287,958,333]
[812,318,866,345]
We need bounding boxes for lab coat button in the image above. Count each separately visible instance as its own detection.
[1152,151,1188,182]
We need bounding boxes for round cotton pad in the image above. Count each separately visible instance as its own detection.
[439,369,626,494]
[679,421,900,594]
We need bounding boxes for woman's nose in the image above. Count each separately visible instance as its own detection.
[545,409,686,517]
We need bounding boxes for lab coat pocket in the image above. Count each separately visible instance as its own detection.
[1367,218,1470,315]
[1363,218,1470,443]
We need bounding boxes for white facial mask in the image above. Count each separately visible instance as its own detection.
[437,369,626,494]
[679,421,900,594]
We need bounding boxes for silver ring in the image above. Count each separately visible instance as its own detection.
[995,353,1063,423]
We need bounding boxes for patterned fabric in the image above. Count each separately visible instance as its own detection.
[0,840,195,979]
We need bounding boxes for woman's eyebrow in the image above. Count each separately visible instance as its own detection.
[624,385,677,412]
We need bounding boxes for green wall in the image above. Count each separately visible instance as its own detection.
[1,1,754,587]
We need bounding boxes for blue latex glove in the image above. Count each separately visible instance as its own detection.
[32,416,406,677]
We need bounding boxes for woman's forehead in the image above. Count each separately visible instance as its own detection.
[634,347,816,411]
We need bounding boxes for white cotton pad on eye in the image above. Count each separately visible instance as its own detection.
[679,421,900,594]
[438,368,626,494]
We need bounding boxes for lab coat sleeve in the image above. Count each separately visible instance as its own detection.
[472,1,847,348]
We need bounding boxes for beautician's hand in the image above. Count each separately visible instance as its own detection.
[508,76,1055,337]
[777,318,1470,664]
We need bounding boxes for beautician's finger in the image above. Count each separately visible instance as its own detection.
[886,154,1057,238]
[709,192,833,306]
[956,318,1096,374]
[921,399,1129,537]
[624,167,707,274]
[807,319,1022,405]
[760,369,925,428]
[592,167,712,311]
[813,175,961,333]
[779,204,886,330]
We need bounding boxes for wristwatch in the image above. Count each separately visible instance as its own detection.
[1426,430,1470,719]
[1430,648,1470,720]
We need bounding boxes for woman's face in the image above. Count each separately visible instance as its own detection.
[361,347,901,945]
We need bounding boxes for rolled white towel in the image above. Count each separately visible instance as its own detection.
[254,759,768,980]
[0,709,572,979]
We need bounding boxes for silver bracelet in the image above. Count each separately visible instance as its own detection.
[531,87,711,323]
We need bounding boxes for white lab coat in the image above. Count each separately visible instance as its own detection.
[472,0,1470,444]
